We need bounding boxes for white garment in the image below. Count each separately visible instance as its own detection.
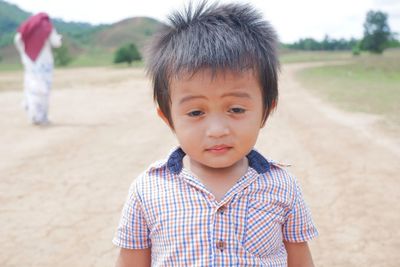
[14,29,62,124]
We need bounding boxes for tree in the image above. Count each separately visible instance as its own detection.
[54,44,73,66]
[285,36,357,51]
[114,43,142,65]
[361,10,391,54]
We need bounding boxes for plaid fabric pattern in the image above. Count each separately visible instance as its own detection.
[113,148,318,266]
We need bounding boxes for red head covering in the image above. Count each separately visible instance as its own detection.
[18,12,53,61]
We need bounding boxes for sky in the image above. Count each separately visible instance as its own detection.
[5,0,400,43]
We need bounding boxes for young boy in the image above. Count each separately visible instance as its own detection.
[113,2,318,266]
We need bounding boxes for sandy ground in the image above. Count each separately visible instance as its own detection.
[0,64,399,267]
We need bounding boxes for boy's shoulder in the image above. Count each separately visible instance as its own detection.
[136,158,169,180]
[128,157,170,197]
[259,155,300,188]
[132,151,177,187]
[267,158,294,177]
[251,156,303,204]
[147,158,169,173]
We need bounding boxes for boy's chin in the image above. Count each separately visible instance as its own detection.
[197,159,244,171]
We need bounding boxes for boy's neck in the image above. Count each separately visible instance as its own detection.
[183,156,249,202]
[184,156,248,179]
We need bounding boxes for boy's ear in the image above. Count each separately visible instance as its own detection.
[271,100,277,110]
[260,100,277,128]
[157,108,172,128]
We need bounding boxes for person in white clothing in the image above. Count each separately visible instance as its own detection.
[14,13,62,125]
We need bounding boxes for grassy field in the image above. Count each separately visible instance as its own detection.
[296,49,400,125]
[0,51,144,71]
[68,50,114,67]
[2,47,399,128]
[280,50,353,63]
[0,63,21,71]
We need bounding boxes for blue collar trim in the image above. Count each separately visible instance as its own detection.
[167,147,270,174]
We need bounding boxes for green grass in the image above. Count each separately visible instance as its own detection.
[67,50,114,67]
[280,50,353,63]
[296,49,400,125]
[0,62,22,71]
[0,50,144,70]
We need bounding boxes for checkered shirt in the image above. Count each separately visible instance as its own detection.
[113,147,318,266]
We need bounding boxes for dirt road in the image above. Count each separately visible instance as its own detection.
[0,64,399,266]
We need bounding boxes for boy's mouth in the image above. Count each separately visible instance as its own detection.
[206,145,232,153]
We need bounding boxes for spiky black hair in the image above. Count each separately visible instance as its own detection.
[146,1,280,127]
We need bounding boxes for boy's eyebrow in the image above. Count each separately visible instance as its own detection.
[179,92,252,105]
[179,95,207,105]
[221,92,252,99]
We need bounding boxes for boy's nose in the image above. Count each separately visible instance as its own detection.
[205,115,230,138]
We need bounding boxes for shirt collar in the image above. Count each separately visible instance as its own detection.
[167,147,270,175]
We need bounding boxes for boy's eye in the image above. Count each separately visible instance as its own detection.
[229,107,246,114]
[187,110,204,117]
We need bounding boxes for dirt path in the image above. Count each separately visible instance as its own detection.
[0,64,399,267]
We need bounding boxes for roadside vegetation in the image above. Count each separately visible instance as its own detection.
[287,10,400,127]
[296,49,400,126]
[279,50,352,63]
[1,3,398,128]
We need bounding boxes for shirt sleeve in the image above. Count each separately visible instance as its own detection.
[113,181,151,249]
[282,180,318,242]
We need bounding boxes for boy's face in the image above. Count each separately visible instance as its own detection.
[165,69,264,170]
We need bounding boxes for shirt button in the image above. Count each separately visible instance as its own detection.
[217,206,227,214]
[216,240,226,251]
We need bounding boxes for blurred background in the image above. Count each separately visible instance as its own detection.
[1,0,399,124]
[0,0,399,266]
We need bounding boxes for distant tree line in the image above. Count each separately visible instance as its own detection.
[285,10,399,54]
[285,36,359,51]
